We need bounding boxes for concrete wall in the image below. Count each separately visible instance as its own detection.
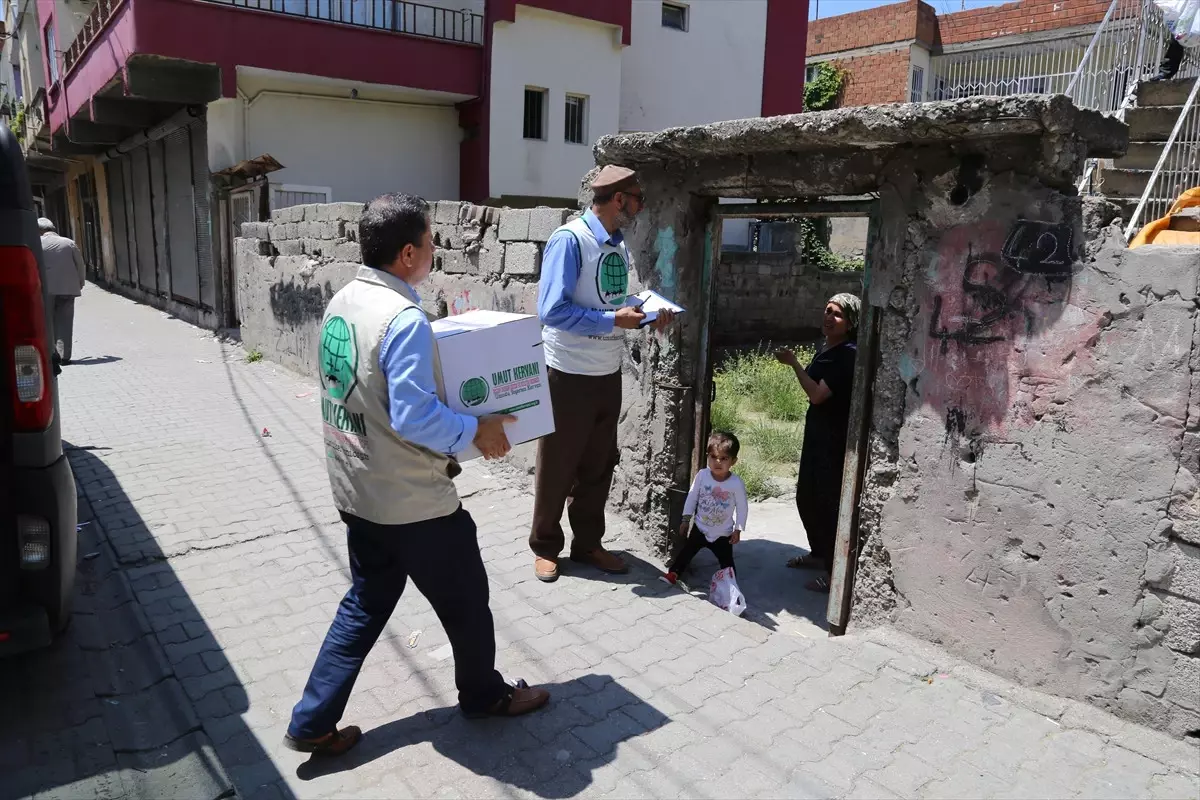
[489,5,622,201]
[619,0,767,133]
[714,251,862,345]
[233,200,573,376]
[856,193,1200,738]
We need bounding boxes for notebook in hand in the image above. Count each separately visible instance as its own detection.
[628,290,686,327]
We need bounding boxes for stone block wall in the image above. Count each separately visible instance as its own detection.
[714,251,862,345]
[233,201,572,377]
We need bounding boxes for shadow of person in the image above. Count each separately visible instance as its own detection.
[294,675,667,798]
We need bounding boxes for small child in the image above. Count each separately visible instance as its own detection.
[665,431,749,584]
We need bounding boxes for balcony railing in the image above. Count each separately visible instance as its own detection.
[63,0,126,76]
[204,0,484,45]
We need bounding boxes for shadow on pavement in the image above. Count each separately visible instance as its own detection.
[29,443,296,800]
[65,356,123,367]
[295,675,668,798]
[629,538,830,632]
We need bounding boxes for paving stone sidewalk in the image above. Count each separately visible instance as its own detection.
[42,286,1200,800]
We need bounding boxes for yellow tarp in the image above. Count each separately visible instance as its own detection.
[1129,187,1200,248]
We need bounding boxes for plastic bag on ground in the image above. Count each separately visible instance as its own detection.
[708,567,747,617]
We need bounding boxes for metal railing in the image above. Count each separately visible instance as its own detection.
[204,0,484,45]
[926,33,1098,104]
[927,0,1199,110]
[1125,77,1200,239]
[63,0,126,76]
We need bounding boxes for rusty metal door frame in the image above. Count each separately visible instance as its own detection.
[697,198,877,635]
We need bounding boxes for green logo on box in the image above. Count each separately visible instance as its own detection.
[459,377,490,407]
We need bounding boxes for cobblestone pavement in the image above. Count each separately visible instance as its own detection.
[30,285,1200,800]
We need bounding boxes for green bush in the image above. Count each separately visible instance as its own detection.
[709,391,743,434]
[734,458,779,501]
[805,63,846,112]
[745,420,803,463]
[718,347,815,423]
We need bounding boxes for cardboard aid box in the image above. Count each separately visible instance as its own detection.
[431,310,555,462]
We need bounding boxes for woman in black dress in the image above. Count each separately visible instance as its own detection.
[775,292,860,593]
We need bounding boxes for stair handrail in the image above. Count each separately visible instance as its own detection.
[1065,0,1121,101]
[1124,76,1200,239]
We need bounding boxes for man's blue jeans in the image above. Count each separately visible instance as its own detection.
[288,506,507,738]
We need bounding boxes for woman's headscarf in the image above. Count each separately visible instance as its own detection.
[828,292,861,339]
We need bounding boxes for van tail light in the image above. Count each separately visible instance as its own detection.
[18,515,51,569]
[0,246,51,431]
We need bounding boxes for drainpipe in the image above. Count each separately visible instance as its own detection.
[94,105,204,163]
[243,89,451,114]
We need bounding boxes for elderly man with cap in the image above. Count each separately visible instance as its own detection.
[38,218,87,364]
[530,165,675,582]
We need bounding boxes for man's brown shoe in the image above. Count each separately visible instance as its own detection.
[282,726,362,757]
[463,679,551,718]
[570,548,628,574]
[534,556,559,582]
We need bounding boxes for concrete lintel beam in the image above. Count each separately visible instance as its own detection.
[65,119,134,146]
[123,60,221,105]
[89,97,179,129]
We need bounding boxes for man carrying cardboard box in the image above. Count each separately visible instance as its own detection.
[531,166,676,582]
[284,194,550,758]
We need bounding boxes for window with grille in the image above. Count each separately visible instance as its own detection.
[910,66,925,103]
[523,87,547,140]
[564,95,587,145]
[662,2,687,30]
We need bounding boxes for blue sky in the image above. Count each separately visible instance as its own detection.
[810,0,1007,19]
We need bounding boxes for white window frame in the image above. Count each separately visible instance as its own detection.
[269,183,332,211]
[564,93,588,145]
[662,1,688,31]
[523,86,548,141]
[44,22,58,85]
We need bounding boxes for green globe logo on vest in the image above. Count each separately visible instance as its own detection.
[319,315,359,401]
[596,251,628,306]
[459,377,490,408]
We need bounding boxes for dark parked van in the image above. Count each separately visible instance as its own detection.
[0,125,77,654]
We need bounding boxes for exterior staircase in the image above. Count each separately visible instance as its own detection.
[1099,77,1199,225]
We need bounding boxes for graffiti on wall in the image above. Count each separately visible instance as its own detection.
[911,219,1101,436]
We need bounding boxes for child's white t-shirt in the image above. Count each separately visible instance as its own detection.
[683,469,749,543]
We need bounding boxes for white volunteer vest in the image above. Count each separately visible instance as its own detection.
[542,217,631,376]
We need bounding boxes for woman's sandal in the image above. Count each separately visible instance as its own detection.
[786,554,823,570]
[462,679,550,719]
[806,575,831,594]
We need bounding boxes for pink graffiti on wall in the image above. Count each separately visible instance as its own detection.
[450,291,479,316]
[909,219,1104,434]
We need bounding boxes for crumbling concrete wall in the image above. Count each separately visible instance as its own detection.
[715,251,862,345]
[233,201,573,376]
[860,189,1200,737]
[588,96,1199,737]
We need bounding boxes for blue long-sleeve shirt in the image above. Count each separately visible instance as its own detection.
[537,210,621,337]
[378,286,478,456]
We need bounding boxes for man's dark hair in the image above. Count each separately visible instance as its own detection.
[359,193,430,270]
[708,430,740,459]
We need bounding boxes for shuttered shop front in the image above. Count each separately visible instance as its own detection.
[104,116,215,310]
